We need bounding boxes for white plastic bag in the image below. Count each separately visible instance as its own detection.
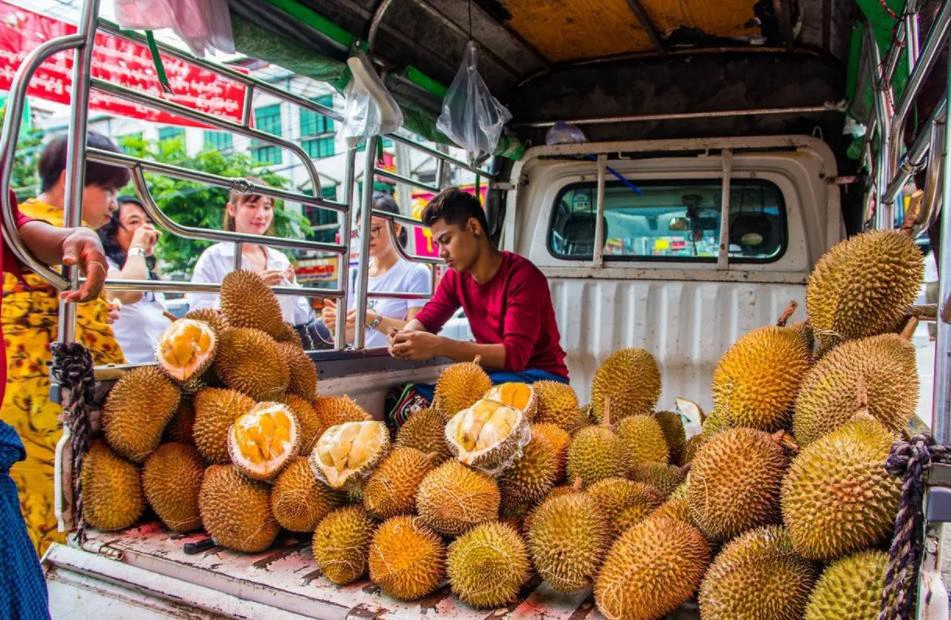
[115,0,235,56]
[339,53,404,149]
[545,120,588,145]
[437,41,512,166]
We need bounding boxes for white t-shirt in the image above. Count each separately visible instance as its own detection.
[186,242,315,326]
[348,258,431,348]
[106,257,173,364]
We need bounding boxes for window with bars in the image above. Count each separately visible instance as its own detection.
[203,130,233,153]
[304,136,335,159]
[252,104,283,165]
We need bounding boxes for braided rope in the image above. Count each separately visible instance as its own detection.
[50,342,96,543]
[879,435,951,620]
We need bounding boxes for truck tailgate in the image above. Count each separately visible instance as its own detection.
[44,522,641,619]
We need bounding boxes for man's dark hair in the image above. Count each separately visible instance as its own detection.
[38,131,131,192]
[422,187,489,235]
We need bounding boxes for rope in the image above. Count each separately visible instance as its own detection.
[49,342,97,544]
[879,434,951,620]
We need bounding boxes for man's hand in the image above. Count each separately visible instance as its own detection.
[388,330,443,361]
[61,227,108,303]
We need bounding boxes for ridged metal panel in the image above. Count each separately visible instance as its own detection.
[548,276,807,411]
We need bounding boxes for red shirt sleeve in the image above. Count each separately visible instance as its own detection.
[415,269,461,333]
[501,264,546,372]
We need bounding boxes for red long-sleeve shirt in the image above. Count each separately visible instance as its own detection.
[415,251,569,378]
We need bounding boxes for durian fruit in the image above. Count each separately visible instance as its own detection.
[274,321,304,348]
[806,229,924,351]
[311,506,375,585]
[276,341,318,399]
[445,398,531,475]
[781,416,900,561]
[155,318,217,389]
[164,398,195,444]
[368,515,446,601]
[185,307,229,334]
[521,478,584,535]
[680,435,704,466]
[497,429,559,516]
[700,408,732,438]
[565,401,627,486]
[394,407,451,463]
[219,269,285,338]
[362,447,436,520]
[532,422,571,482]
[699,525,816,620]
[81,439,145,531]
[446,522,531,609]
[586,478,663,538]
[649,497,692,524]
[591,348,661,422]
[192,387,256,463]
[804,550,888,620]
[313,395,372,428]
[712,323,813,431]
[198,464,280,553]
[213,327,290,401]
[416,460,500,536]
[615,499,664,533]
[532,381,584,431]
[793,332,918,446]
[616,414,670,466]
[527,491,609,592]
[310,420,389,491]
[594,517,710,620]
[227,402,300,481]
[142,442,204,532]
[654,411,686,464]
[432,359,492,422]
[271,457,342,533]
[103,366,182,463]
[483,382,537,420]
[285,395,326,454]
[630,463,685,498]
[688,428,788,541]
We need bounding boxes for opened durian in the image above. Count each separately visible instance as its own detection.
[310,420,389,490]
[483,382,537,420]
[445,397,531,475]
[227,402,299,481]
[156,318,217,391]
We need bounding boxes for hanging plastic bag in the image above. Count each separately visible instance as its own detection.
[339,53,404,149]
[116,0,234,56]
[437,41,512,167]
[545,120,588,145]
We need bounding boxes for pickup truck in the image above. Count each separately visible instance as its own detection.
[1,0,946,618]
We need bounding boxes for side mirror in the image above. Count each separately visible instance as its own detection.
[668,217,689,231]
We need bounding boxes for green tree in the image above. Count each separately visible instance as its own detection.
[119,134,311,275]
[0,106,42,201]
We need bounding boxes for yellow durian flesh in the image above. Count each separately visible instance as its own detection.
[484,382,537,420]
[227,402,299,481]
[445,398,530,476]
[310,420,389,490]
[156,318,217,383]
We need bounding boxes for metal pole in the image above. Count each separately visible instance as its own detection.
[517,103,842,128]
[57,0,100,348]
[592,154,607,268]
[865,24,893,229]
[352,142,378,350]
[717,150,733,269]
[932,26,951,445]
[335,148,357,351]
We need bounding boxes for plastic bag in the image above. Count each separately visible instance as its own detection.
[339,53,404,149]
[437,41,512,167]
[116,0,234,56]
[545,121,588,145]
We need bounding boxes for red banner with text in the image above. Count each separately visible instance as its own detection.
[0,1,247,126]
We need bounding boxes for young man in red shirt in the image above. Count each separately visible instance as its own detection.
[388,187,569,396]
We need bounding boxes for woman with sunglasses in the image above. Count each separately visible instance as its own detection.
[322,193,430,348]
[98,196,171,364]
[186,183,316,333]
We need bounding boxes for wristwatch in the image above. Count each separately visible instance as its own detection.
[367,312,383,331]
[128,247,146,258]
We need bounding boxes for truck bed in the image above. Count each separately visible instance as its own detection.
[45,522,690,619]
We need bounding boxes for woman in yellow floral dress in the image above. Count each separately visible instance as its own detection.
[3,132,130,553]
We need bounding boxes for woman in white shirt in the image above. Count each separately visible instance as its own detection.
[186,184,316,330]
[99,196,172,364]
[322,193,431,348]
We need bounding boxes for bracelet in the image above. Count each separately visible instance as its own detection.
[367,312,383,331]
[127,247,146,258]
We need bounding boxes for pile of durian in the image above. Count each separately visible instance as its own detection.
[81,229,927,619]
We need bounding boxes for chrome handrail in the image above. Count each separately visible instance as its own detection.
[372,167,441,193]
[883,98,947,205]
[370,208,443,265]
[95,278,342,298]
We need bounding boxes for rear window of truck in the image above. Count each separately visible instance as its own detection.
[548,179,787,263]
